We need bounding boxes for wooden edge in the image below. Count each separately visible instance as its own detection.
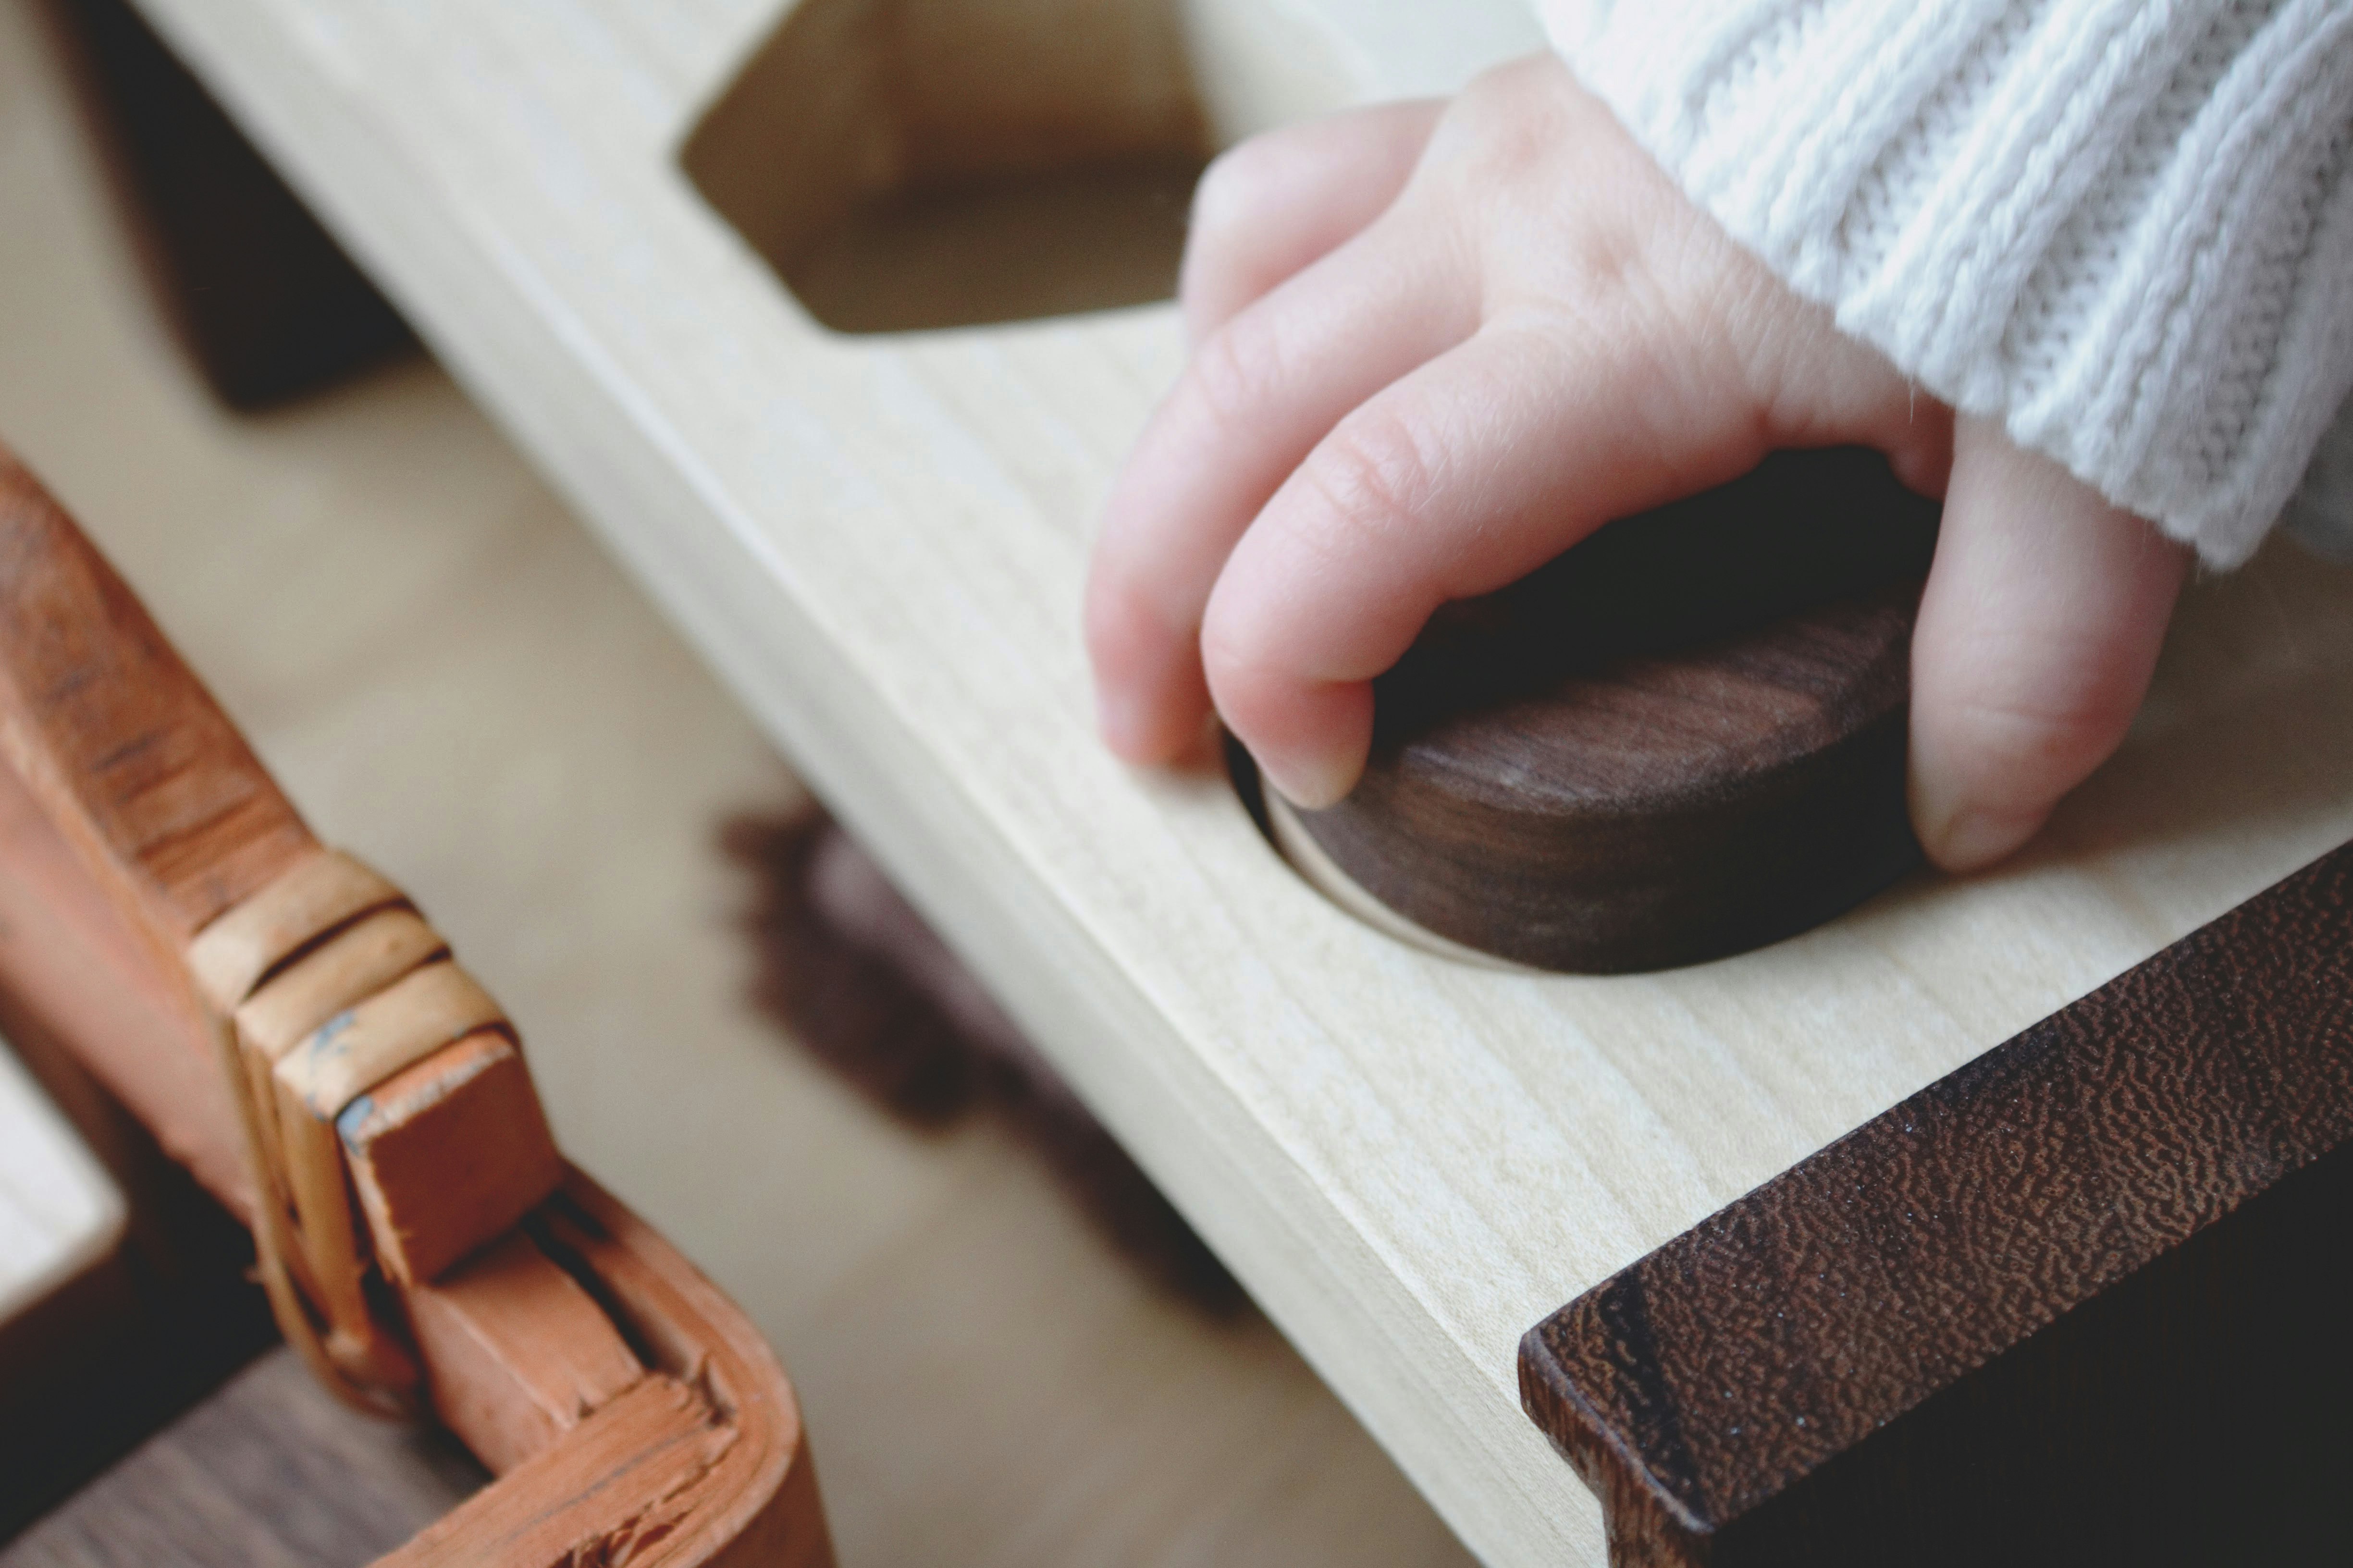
[403,1228,645,1476]
[0,448,832,1565]
[537,1167,830,1568]
[1264,791,1536,972]
[236,908,447,1059]
[1518,841,2353,1568]
[380,1167,830,1568]
[343,1030,564,1286]
[276,962,506,1118]
[0,735,252,1216]
[0,445,315,945]
[380,1372,739,1566]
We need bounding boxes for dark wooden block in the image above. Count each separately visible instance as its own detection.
[46,0,414,408]
[1519,841,2353,1567]
[1290,447,1941,973]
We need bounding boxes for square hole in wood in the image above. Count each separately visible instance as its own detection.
[683,0,1346,334]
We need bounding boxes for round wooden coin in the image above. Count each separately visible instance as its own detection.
[1274,448,1942,974]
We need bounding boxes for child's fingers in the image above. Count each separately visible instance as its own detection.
[1086,231,1473,763]
[1909,417,2188,872]
[1200,318,1762,808]
[1182,100,1445,347]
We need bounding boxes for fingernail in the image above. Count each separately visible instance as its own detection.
[1261,748,1357,811]
[1932,807,2041,873]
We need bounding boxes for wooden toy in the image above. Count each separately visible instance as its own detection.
[111,0,2353,1560]
[1277,447,1941,973]
[0,447,833,1567]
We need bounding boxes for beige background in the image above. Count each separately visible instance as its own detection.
[0,3,1475,1561]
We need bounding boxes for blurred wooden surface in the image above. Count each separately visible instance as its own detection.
[0,4,1475,1562]
[1,1349,485,1568]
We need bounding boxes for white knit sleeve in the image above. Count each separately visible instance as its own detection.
[1539,0,2353,568]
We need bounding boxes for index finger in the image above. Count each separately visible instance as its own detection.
[1201,314,1761,807]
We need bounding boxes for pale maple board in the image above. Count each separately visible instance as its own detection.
[0,17,1467,1558]
[120,1,2353,1562]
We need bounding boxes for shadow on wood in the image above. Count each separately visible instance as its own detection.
[683,0,1214,333]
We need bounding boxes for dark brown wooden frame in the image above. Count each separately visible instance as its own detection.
[1520,845,2353,1566]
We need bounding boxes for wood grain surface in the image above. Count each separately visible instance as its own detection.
[1521,842,2353,1567]
[99,0,2353,1559]
[404,1230,645,1476]
[0,442,829,1561]
[1291,448,1938,973]
[0,442,314,950]
[0,1348,484,1568]
[0,16,1473,1562]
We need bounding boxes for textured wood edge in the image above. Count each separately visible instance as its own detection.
[1296,596,1919,975]
[1519,842,2353,1567]
[0,444,314,945]
[276,963,506,1118]
[234,908,447,1061]
[505,1168,833,1568]
[405,1229,646,1476]
[0,746,253,1214]
[345,1031,565,1286]
[0,448,831,1565]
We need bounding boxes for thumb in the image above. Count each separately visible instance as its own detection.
[1909,416,2189,872]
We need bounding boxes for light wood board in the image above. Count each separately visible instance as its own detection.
[0,9,1471,1562]
[96,0,2353,1562]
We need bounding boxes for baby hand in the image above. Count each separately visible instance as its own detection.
[1084,56,2187,872]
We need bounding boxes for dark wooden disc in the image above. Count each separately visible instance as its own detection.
[1285,448,1942,974]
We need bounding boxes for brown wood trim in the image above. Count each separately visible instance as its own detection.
[0,445,833,1564]
[0,444,313,946]
[1520,843,2353,1567]
[0,712,254,1216]
[380,1168,831,1568]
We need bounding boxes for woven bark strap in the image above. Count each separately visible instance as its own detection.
[188,849,402,1013]
[185,846,472,1418]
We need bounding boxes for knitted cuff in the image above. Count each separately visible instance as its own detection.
[1541,0,2353,567]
